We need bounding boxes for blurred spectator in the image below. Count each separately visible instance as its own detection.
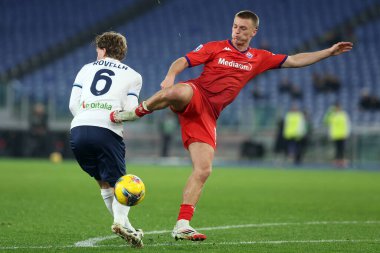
[278,78,303,99]
[273,117,286,157]
[290,85,303,100]
[298,110,312,163]
[251,86,267,100]
[344,25,357,43]
[312,72,341,93]
[26,103,49,157]
[372,97,380,110]
[158,110,177,157]
[0,133,7,156]
[359,88,380,111]
[321,25,356,48]
[240,139,265,160]
[324,73,341,92]
[323,103,351,168]
[359,88,372,109]
[278,77,293,93]
[312,72,326,93]
[322,30,342,47]
[283,104,306,165]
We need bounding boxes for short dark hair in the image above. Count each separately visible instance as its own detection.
[235,10,259,28]
[95,31,127,61]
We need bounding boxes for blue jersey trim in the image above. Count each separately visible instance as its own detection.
[184,56,192,68]
[127,93,139,98]
[73,84,82,88]
[279,55,288,68]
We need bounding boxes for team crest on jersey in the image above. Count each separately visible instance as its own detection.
[194,44,203,52]
[246,52,253,59]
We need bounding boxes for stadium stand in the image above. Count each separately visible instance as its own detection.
[1,0,138,73]
[3,0,380,126]
[1,0,380,161]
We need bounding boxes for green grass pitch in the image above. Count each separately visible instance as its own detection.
[0,159,379,253]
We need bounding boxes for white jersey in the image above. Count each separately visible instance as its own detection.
[69,57,141,137]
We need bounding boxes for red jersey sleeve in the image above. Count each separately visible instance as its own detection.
[256,49,288,74]
[185,42,216,67]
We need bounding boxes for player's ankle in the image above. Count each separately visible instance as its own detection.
[135,101,152,117]
[177,204,195,221]
[176,219,190,227]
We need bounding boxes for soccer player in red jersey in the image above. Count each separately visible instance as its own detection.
[110,10,353,241]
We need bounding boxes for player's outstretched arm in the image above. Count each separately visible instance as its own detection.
[282,42,353,68]
[160,57,189,89]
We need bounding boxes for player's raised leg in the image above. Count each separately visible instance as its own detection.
[172,142,214,241]
[110,83,193,122]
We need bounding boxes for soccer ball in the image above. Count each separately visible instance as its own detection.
[114,174,145,206]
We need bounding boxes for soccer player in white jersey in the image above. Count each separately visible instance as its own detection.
[69,31,144,248]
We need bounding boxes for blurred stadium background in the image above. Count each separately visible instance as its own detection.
[1,0,380,168]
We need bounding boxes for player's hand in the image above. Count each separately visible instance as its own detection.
[110,109,140,122]
[330,42,353,56]
[160,76,175,89]
[110,110,123,123]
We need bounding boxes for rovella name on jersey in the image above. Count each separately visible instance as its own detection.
[93,60,128,70]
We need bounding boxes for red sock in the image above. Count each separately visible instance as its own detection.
[177,204,195,221]
[135,102,152,117]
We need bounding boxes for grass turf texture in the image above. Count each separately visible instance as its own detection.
[0,159,379,253]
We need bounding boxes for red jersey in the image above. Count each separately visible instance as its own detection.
[185,40,287,119]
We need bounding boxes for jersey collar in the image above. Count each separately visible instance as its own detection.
[228,40,250,54]
[104,57,120,63]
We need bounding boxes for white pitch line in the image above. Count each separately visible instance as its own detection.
[1,220,379,250]
[74,220,380,247]
[148,239,380,247]
[2,239,380,250]
[74,235,116,247]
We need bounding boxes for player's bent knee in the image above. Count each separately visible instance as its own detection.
[165,84,193,103]
[195,167,212,182]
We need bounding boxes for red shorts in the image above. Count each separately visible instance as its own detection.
[171,83,217,150]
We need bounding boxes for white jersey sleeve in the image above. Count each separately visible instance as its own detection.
[122,73,142,111]
[69,66,86,116]
[69,57,142,137]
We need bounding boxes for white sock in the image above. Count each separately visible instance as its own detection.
[176,219,189,228]
[100,188,114,216]
[112,197,134,230]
